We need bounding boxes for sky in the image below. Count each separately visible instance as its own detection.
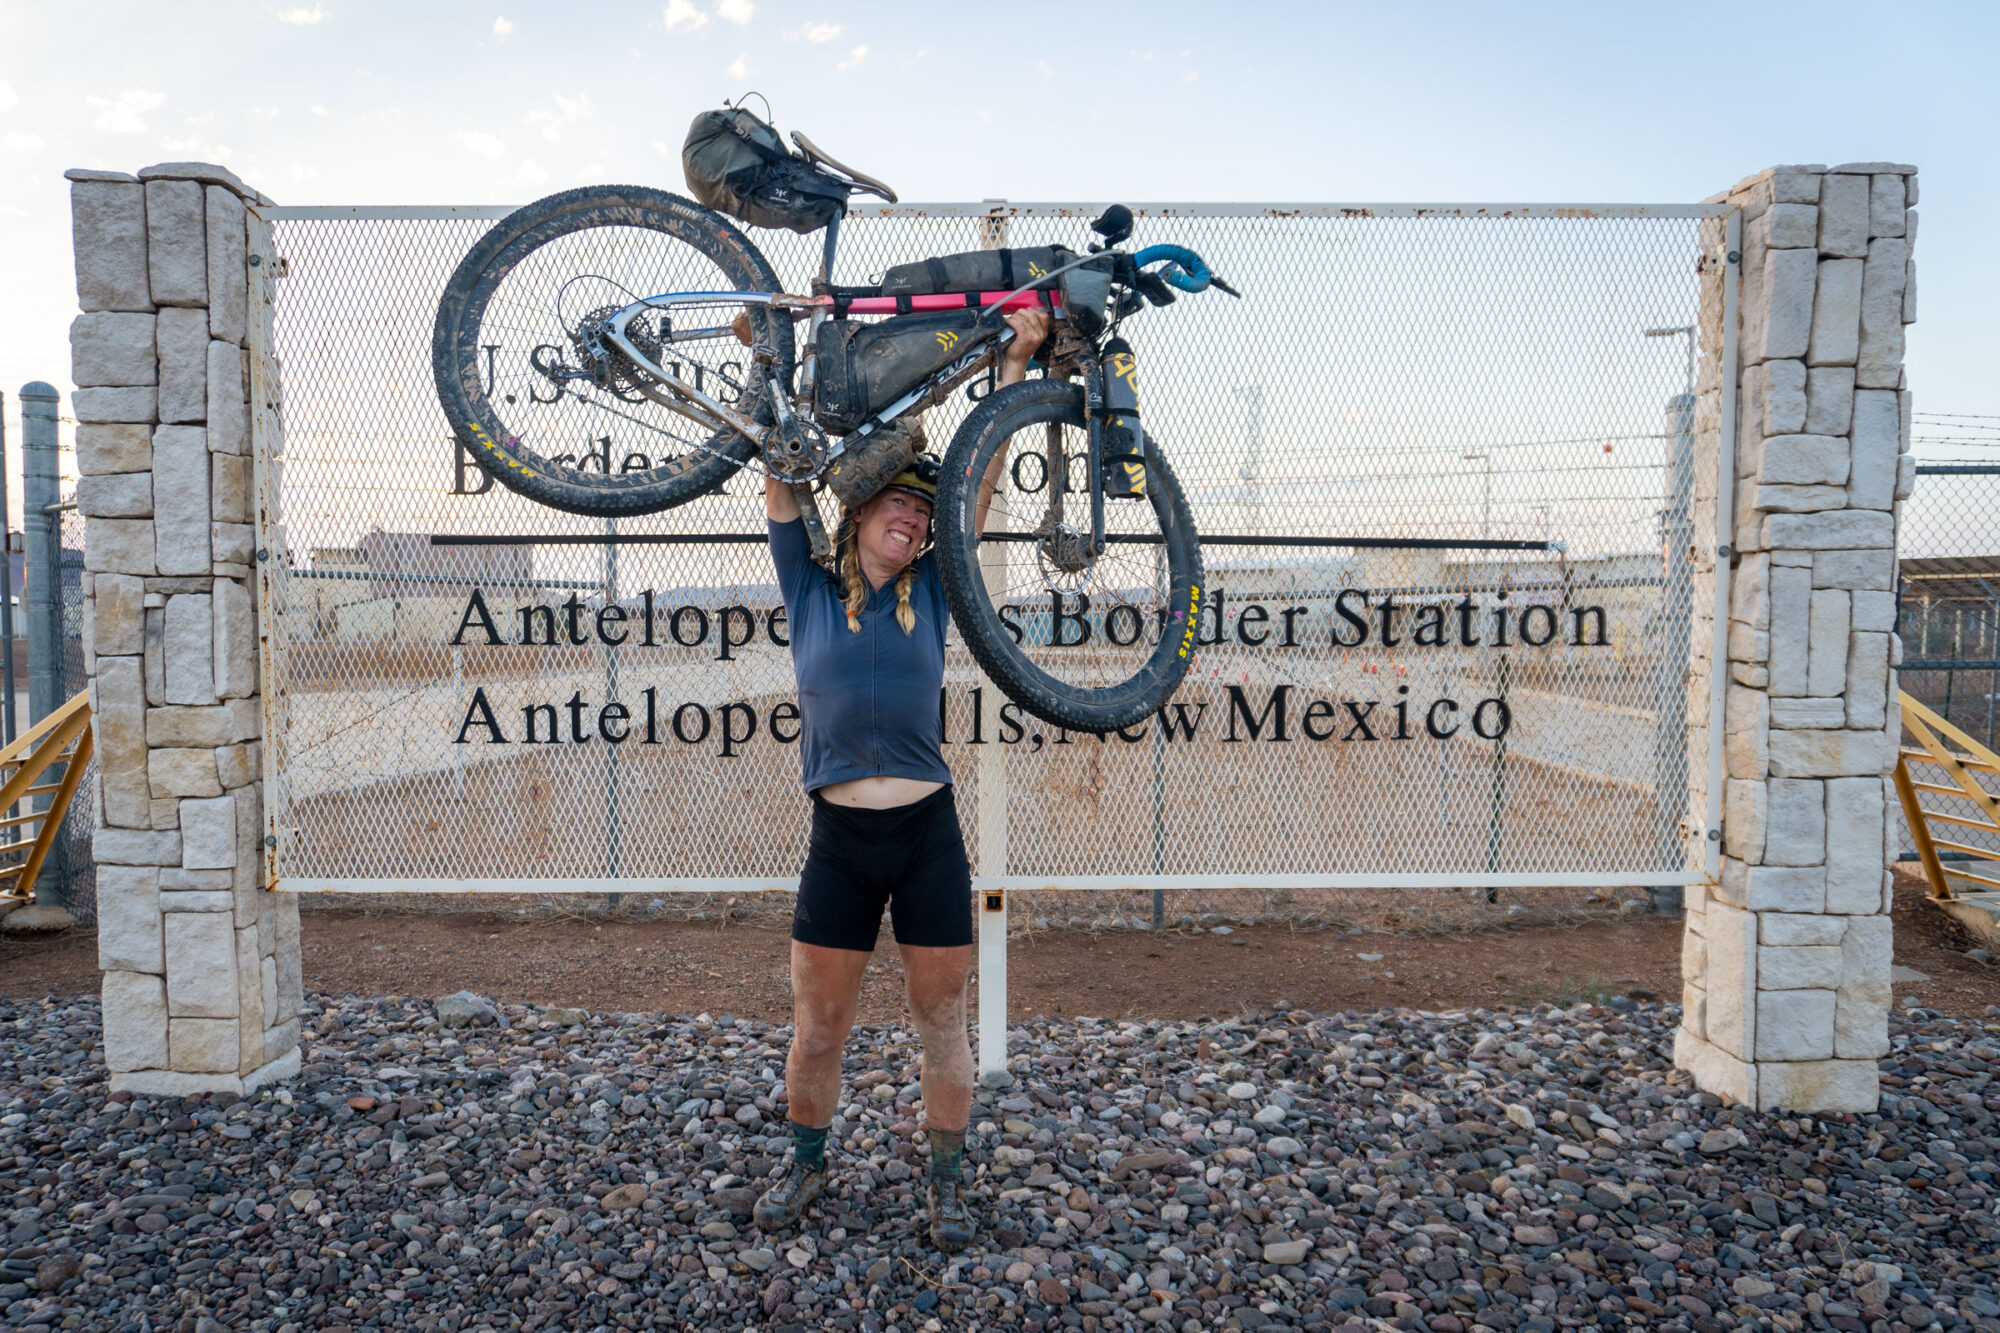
[1,0,1996,523]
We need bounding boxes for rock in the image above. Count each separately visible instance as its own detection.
[1225,1082,1256,1100]
[435,990,498,1027]
[1505,1103,1536,1130]
[1514,1225,1558,1246]
[1699,1127,1746,1154]
[1262,1239,1311,1265]
[601,1183,647,1211]
[1037,1276,1070,1305]
[0,904,76,933]
[543,1007,589,1027]
[739,1248,776,1272]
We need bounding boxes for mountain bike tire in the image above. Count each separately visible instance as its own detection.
[432,185,793,518]
[935,379,1204,734]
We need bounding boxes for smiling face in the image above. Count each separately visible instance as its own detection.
[853,487,932,582]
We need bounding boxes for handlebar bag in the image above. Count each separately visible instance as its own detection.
[814,310,984,435]
[878,246,1073,298]
[683,107,849,235]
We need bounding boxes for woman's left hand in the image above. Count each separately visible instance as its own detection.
[1000,307,1051,383]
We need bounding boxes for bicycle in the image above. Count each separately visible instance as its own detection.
[432,125,1236,732]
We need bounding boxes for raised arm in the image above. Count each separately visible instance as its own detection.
[975,306,1050,532]
[765,475,802,522]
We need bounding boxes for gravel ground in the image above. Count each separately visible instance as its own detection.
[3,992,1999,1333]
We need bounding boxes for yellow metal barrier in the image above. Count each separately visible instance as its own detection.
[0,689,93,903]
[1895,691,2000,902]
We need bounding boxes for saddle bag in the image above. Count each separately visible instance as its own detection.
[682,106,849,234]
[814,311,983,436]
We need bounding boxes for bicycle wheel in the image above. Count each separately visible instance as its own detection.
[433,185,795,517]
[935,379,1203,733]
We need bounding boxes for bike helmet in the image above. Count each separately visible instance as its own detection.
[879,452,940,506]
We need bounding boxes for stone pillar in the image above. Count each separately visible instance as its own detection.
[70,161,300,1096]
[1676,163,1916,1113]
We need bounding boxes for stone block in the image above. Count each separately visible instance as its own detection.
[1770,697,1845,729]
[210,453,249,524]
[1760,434,1849,487]
[1764,778,1826,867]
[1816,173,1870,258]
[1673,1027,1754,1106]
[84,517,156,576]
[1856,238,1910,390]
[274,892,301,1017]
[1903,257,1917,324]
[77,472,152,519]
[1753,484,1847,512]
[1731,663,1769,688]
[96,864,162,972]
[1803,367,1854,435]
[145,178,206,306]
[161,890,232,911]
[155,305,208,424]
[1719,859,1824,913]
[1723,778,1766,862]
[149,746,221,798]
[1896,454,1916,501]
[1755,1059,1878,1114]
[1761,913,1847,946]
[1835,914,1892,1059]
[1764,202,1817,248]
[213,522,254,567]
[94,825,181,866]
[1755,989,1836,1061]
[144,705,232,748]
[1703,900,1760,1060]
[163,592,215,704]
[93,573,145,656]
[161,867,232,890]
[1758,945,1843,990]
[1851,590,1896,633]
[214,578,257,699]
[1770,727,1894,779]
[93,657,152,827]
[1845,631,1890,730]
[1727,622,1768,666]
[236,925,265,1066]
[1758,247,1817,363]
[261,954,278,1019]
[234,782,266,907]
[153,425,211,577]
[144,605,165,705]
[1807,258,1863,366]
[1811,548,1894,592]
[216,743,256,789]
[208,341,248,455]
[1725,684,1768,781]
[206,185,248,344]
[1868,174,1905,237]
[1771,166,1822,205]
[1764,509,1895,551]
[164,912,237,1018]
[181,793,238,870]
[75,423,153,476]
[168,1017,240,1074]
[1759,360,1806,435]
[264,1017,300,1069]
[1824,777,1887,912]
[71,311,158,386]
[1767,565,1812,696]
[149,797,181,830]
[72,179,151,312]
[1806,590,1850,697]
[101,970,169,1071]
[1734,553,1772,628]
[73,386,158,424]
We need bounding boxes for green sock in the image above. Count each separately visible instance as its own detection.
[790,1120,830,1170]
[928,1126,966,1180]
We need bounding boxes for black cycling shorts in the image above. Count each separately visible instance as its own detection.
[793,785,973,952]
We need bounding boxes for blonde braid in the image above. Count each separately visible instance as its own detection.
[839,527,868,634]
[894,565,916,635]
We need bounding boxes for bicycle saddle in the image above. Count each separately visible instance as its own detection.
[791,131,898,204]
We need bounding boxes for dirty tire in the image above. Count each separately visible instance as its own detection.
[935,379,1203,734]
[432,185,791,518]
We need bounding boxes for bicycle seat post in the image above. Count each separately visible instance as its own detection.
[818,208,843,285]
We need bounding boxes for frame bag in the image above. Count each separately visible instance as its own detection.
[878,246,1071,299]
[682,107,848,234]
[814,311,984,435]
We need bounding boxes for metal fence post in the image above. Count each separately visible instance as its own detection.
[0,390,16,746]
[1650,391,1695,914]
[974,199,1013,1087]
[20,382,64,905]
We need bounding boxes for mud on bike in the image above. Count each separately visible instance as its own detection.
[432,111,1238,732]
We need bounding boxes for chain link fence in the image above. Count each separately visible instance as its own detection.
[260,201,1730,932]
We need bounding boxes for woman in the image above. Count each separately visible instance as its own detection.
[755,306,1050,1252]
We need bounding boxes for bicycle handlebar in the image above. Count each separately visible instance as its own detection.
[1133,244,1212,293]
